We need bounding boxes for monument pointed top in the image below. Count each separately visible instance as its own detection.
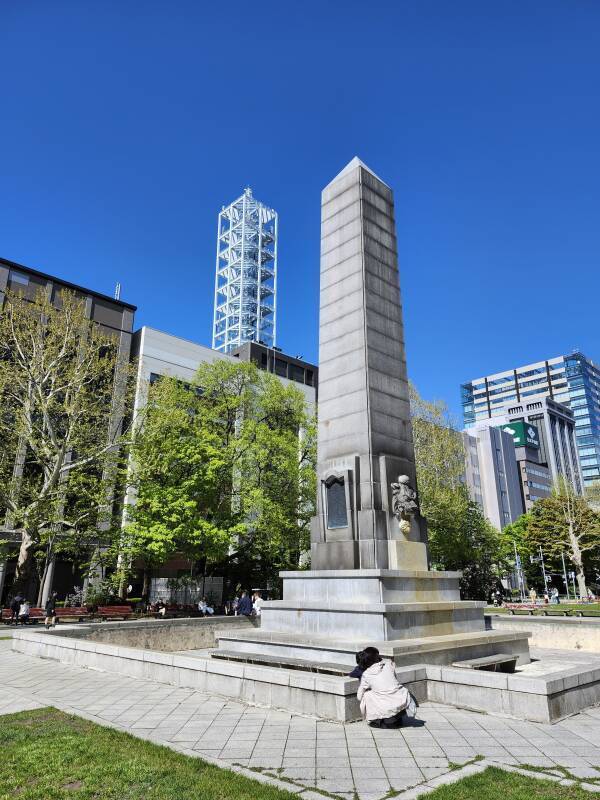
[328,156,390,188]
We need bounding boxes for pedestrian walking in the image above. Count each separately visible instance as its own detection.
[529,587,537,606]
[10,594,23,625]
[44,591,58,629]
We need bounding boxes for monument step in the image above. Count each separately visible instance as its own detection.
[278,569,463,604]
[279,569,463,579]
[215,627,531,668]
[261,600,485,612]
[210,649,351,676]
[260,600,486,641]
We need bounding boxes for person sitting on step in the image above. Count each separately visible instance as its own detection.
[356,647,409,729]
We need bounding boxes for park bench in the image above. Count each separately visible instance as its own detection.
[211,649,351,676]
[452,653,517,673]
[540,609,571,617]
[55,607,91,622]
[507,606,542,616]
[2,607,45,624]
[96,605,132,621]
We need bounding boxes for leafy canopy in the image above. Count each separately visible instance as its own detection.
[410,383,505,599]
[123,359,316,589]
[0,288,132,589]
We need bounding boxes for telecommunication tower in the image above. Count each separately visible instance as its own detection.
[212,187,277,353]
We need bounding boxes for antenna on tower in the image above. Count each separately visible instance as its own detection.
[114,282,121,301]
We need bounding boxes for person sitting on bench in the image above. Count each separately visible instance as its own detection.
[18,600,30,626]
[356,647,409,729]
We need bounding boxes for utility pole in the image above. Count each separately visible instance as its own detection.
[561,552,570,601]
[514,542,525,601]
[530,546,549,594]
[539,546,548,592]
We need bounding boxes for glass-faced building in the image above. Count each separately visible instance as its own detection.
[461,352,600,486]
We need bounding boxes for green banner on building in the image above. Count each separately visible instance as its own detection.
[500,420,540,448]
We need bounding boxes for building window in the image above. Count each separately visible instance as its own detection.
[8,268,48,300]
[289,364,305,383]
[92,299,125,330]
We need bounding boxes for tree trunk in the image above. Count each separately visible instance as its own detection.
[13,529,35,594]
[576,567,588,601]
[567,521,588,600]
[37,556,50,607]
[142,566,150,603]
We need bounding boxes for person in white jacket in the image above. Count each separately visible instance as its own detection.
[356,647,409,728]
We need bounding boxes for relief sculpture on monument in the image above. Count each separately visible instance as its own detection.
[390,475,419,535]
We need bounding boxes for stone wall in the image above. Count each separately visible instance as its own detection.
[488,614,600,653]
[51,615,256,652]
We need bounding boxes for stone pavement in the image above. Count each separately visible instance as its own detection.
[2,639,600,799]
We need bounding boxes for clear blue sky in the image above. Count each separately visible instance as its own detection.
[2,1,599,419]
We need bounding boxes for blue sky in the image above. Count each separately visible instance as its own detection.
[2,1,599,419]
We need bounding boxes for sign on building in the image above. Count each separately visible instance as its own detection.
[500,420,540,448]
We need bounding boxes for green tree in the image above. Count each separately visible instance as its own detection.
[526,478,600,599]
[0,289,132,596]
[409,383,505,599]
[122,359,316,592]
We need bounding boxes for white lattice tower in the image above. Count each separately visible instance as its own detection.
[212,187,277,353]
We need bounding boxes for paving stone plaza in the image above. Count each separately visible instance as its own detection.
[3,638,600,799]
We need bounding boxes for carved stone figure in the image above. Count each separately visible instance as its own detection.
[391,475,419,534]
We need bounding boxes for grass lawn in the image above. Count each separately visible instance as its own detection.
[1,708,598,800]
[427,765,599,799]
[0,708,296,800]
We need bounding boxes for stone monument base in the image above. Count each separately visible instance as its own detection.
[213,568,531,669]
[388,540,428,571]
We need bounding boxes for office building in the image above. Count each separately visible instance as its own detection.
[496,420,553,512]
[0,256,136,603]
[130,328,316,415]
[463,418,554,527]
[212,187,278,354]
[462,427,523,529]
[462,352,599,486]
[469,395,583,494]
[231,341,317,394]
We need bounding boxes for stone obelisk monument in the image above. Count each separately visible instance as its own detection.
[213,158,530,673]
[311,157,427,571]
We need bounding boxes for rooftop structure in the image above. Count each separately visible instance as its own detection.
[212,187,277,354]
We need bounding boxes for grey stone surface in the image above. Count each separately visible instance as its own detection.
[41,614,256,652]
[5,637,600,800]
[312,158,425,570]
[14,629,598,725]
[230,159,531,686]
[489,613,600,654]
